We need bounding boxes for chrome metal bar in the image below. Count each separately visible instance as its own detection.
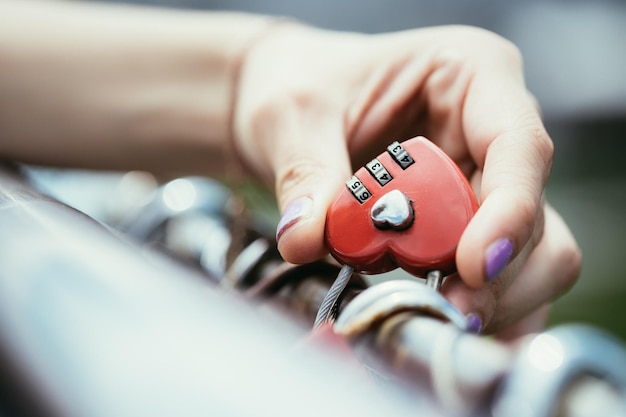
[0,166,417,417]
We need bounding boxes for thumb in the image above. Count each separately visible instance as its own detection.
[271,110,351,264]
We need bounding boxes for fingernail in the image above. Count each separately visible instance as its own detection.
[466,313,483,334]
[485,238,513,282]
[276,197,313,242]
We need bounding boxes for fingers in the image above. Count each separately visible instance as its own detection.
[486,205,581,332]
[243,94,351,264]
[231,24,368,264]
[274,147,349,264]
[455,43,555,289]
[444,203,581,334]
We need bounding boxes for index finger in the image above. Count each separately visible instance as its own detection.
[455,44,554,289]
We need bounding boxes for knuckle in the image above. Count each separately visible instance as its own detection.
[531,128,555,176]
[481,30,522,67]
[495,36,523,67]
[454,26,523,66]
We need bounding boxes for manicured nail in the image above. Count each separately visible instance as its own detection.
[466,313,483,334]
[485,238,513,282]
[276,197,313,242]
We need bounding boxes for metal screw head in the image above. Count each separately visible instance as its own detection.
[370,189,415,231]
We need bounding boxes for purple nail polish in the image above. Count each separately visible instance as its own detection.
[276,197,313,242]
[485,238,513,281]
[466,313,482,334]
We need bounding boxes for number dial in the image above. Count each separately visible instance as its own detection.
[325,136,478,276]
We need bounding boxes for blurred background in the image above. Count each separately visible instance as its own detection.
[40,0,626,340]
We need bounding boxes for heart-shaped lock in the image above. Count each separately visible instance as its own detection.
[325,136,478,276]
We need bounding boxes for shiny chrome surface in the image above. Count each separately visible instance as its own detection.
[493,325,626,417]
[0,166,417,417]
[370,189,415,231]
[425,270,444,291]
[335,280,510,413]
[10,165,626,417]
[335,280,468,338]
[119,176,231,241]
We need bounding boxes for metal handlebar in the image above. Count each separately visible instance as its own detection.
[17,169,626,417]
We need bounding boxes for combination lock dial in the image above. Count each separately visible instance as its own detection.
[325,136,478,277]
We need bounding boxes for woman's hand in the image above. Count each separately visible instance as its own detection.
[233,23,581,337]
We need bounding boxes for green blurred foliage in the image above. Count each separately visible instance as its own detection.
[545,118,626,342]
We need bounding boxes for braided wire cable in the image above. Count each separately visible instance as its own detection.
[313,264,354,329]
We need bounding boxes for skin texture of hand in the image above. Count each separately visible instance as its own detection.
[0,0,580,338]
[233,23,582,337]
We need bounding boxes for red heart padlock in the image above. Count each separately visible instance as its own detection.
[325,136,478,277]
